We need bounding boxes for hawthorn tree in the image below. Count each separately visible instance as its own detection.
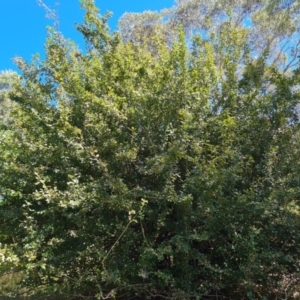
[1,0,300,299]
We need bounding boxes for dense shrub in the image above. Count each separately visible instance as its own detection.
[1,0,300,298]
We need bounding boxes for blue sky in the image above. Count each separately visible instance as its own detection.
[0,0,174,72]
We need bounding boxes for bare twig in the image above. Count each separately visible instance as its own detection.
[102,219,133,265]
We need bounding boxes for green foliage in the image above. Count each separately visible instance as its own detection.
[1,1,300,299]
[119,0,300,72]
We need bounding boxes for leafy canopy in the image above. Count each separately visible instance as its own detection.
[1,0,300,299]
